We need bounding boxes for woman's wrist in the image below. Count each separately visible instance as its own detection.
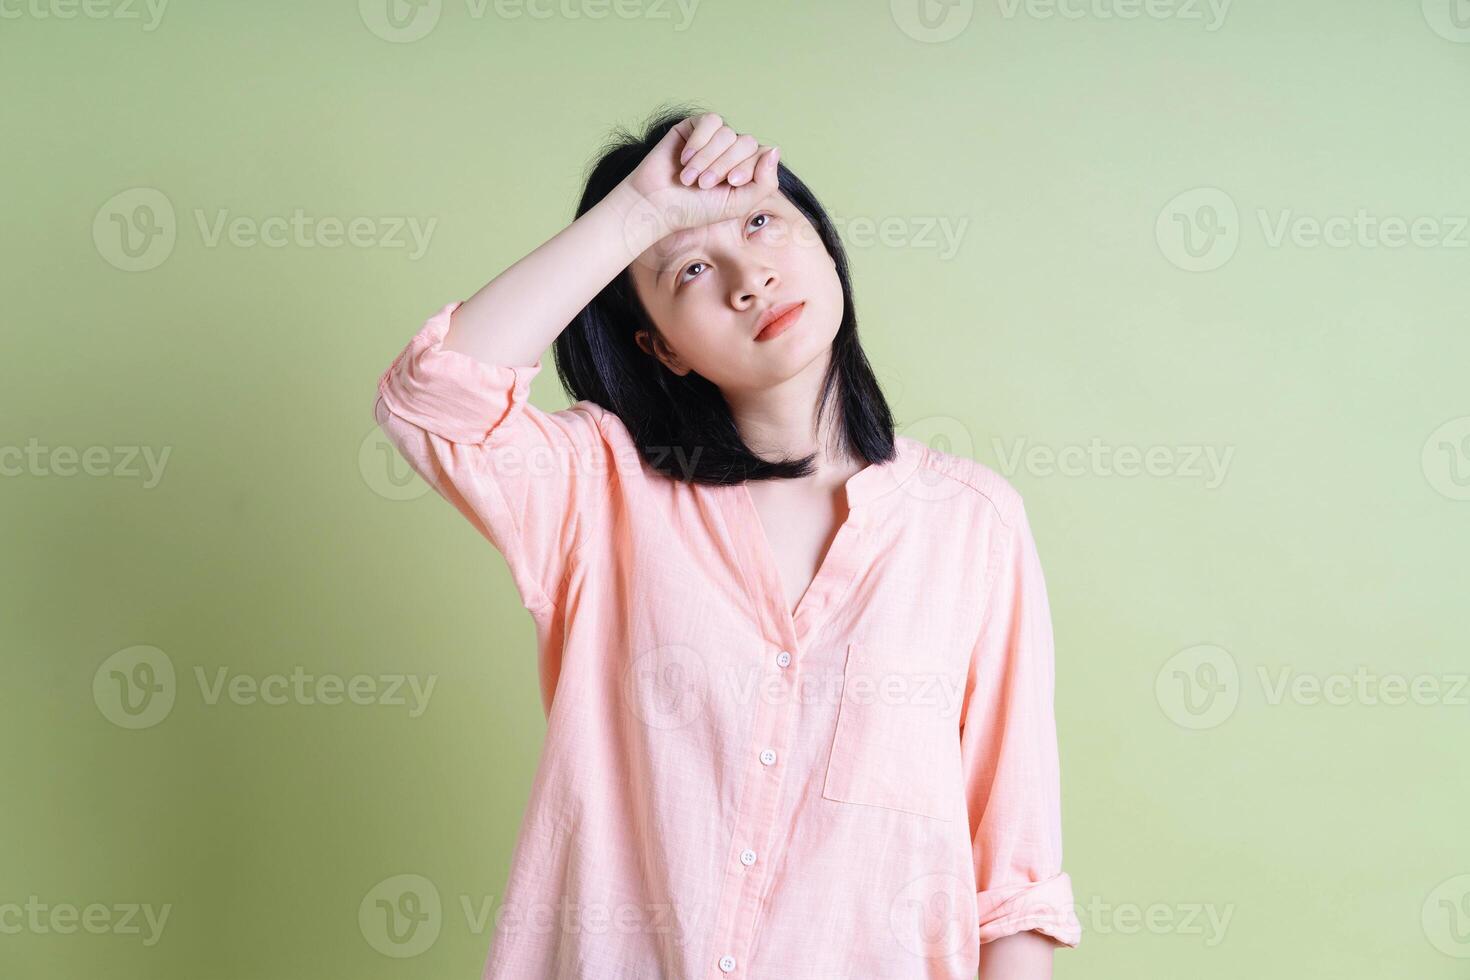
[603,178,687,251]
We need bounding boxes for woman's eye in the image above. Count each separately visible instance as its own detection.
[676,215,774,288]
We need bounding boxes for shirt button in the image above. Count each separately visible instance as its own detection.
[759,748,776,766]
[719,954,736,972]
[776,650,791,668]
[740,848,757,866]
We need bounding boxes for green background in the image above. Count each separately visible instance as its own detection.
[5,0,1468,977]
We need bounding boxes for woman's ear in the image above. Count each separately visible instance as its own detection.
[635,329,691,377]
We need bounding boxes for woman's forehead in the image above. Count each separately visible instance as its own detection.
[636,194,805,271]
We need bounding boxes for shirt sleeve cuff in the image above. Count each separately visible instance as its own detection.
[375,299,544,445]
[976,871,1081,948]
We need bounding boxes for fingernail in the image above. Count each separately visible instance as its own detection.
[680,167,695,184]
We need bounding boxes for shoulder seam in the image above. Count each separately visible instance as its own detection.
[905,443,1024,528]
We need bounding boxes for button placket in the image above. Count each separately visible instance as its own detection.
[705,481,885,979]
[722,636,802,977]
[702,639,804,977]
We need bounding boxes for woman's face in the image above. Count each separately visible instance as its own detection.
[627,192,844,394]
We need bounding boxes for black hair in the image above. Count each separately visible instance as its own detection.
[550,101,897,486]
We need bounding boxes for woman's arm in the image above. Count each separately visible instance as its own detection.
[442,111,779,369]
[977,930,1055,980]
[372,113,779,616]
[961,497,1082,964]
[372,177,675,617]
[441,179,668,367]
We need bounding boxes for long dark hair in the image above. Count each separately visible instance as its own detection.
[550,101,897,486]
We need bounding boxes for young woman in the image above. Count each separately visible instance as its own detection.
[373,106,1080,979]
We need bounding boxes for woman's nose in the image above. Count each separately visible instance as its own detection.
[734,269,778,304]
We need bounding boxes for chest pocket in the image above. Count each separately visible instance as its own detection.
[821,641,961,822]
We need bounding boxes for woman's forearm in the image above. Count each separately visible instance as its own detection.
[977,930,1056,980]
[442,180,670,368]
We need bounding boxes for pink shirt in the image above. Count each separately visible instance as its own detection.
[374,300,1082,979]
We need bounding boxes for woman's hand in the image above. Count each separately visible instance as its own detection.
[620,112,781,236]
[445,114,776,369]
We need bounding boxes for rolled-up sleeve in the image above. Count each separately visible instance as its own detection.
[960,499,1082,949]
[372,299,614,616]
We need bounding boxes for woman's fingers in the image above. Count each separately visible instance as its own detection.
[671,112,778,193]
[677,113,724,166]
[663,113,778,222]
[693,133,759,188]
[680,125,738,185]
[725,146,781,211]
[752,145,781,189]
[727,143,772,186]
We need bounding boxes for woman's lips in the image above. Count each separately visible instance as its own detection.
[754,302,805,342]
